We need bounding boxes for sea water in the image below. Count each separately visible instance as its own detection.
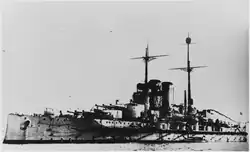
[2,142,249,151]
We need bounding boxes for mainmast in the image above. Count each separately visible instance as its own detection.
[131,44,168,84]
[170,34,207,114]
[186,34,192,105]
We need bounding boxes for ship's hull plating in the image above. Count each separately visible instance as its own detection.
[3,114,248,144]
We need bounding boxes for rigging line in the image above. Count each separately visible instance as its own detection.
[208,109,238,123]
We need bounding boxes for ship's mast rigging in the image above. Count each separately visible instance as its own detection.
[131,44,168,84]
[170,34,207,113]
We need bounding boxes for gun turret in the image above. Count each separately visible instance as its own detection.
[67,110,85,118]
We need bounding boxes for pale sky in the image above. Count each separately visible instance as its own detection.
[1,0,249,128]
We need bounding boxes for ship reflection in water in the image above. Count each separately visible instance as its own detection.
[3,142,249,151]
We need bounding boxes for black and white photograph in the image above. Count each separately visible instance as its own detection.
[1,0,249,151]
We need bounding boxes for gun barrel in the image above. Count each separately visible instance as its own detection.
[67,110,83,114]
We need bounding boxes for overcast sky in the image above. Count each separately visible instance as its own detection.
[2,0,249,127]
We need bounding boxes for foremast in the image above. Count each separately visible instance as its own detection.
[131,44,168,84]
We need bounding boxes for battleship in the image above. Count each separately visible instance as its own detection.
[3,36,248,144]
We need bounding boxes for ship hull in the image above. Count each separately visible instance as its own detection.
[3,114,248,144]
[3,132,247,144]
